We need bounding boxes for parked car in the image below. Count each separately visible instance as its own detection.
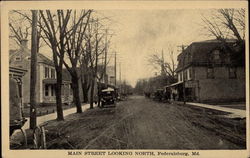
[153,89,164,101]
[100,88,116,107]
[9,78,27,136]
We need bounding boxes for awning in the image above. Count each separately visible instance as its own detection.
[171,82,184,86]
[164,82,183,88]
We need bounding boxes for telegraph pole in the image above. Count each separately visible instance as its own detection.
[30,10,38,129]
[177,44,187,105]
[114,51,117,86]
[119,62,121,94]
[104,29,108,84]
[161,49,164,76]
[120,63,122,82]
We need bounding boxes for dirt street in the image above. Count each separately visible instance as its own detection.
[43,95,246,149]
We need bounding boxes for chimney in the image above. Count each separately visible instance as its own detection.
[20,39,28,49]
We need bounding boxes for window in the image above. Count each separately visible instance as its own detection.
[207,67,214,79]
[45,67,50,78]
[15,57,21,61]
[213,50,220,60]
[178,73,182,82]
[188,69,192,80]
[45,85,49,96]
[51,69,55,79]
[229,67,237,79]
[179,73,183,82]
[51,84,55,96]
[183,70,188,81]
[210,49,221,64]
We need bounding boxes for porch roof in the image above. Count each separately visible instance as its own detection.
[9,66,27,76]
[43,79,71,84]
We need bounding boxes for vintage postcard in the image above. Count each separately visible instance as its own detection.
[1,1,249,158]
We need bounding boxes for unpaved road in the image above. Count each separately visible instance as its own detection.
[41,95,246,149]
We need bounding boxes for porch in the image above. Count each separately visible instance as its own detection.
[42,79,73,104]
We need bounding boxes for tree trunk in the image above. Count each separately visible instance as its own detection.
[30,10,38,129]
[55,69,64,120]
[71,72,82,113]
[81,75,89,103]
[89,76,95,109]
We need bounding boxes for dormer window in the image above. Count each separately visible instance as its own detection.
[212,49,221,62]
[25,56,31,60]
[207,67,214,79]
[15,57,21,61]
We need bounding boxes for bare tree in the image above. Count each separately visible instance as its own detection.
[148,48,176,84]
[39,10,73,119]
[62,10,92,113]
[9,11,30,47]
[80,53,91,103]
[202,8,245,66]
[202,9,245,42]
[82,17,108,109]
[9,10,45,52]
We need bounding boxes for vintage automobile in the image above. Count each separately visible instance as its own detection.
[152,89,164,101]
[100,87,116,107]
[10,78,47,149]
[9,78,27,136]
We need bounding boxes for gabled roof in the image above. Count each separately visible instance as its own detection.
[9,48,54,66]
[38,53,54,66]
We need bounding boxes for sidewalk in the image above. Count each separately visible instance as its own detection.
[174,101,246,118]
[13,103,95,135]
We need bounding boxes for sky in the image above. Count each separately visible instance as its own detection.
[9,9,214,87]
[97,9,211,87]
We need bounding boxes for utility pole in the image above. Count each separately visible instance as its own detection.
[177,44,187,105]
[161,49,164,76]
[95,18,99,77]
[119,62,121,83]
[104,29,108,85]
[114,51,117,86]
[30,10,38,129]
[119,62,121,94]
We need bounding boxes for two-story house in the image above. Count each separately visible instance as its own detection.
[9,39,73,106]
[169,39,245,103]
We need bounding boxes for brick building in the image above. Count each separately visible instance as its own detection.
[168,39,245,103]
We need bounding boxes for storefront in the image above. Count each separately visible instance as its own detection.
[164,80,198,102]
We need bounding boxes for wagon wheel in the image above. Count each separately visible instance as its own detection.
[10,128,27,149]
[33,126,46,149]
[20,128,28,148]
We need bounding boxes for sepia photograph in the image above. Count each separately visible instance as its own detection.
[1,1,249,158]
